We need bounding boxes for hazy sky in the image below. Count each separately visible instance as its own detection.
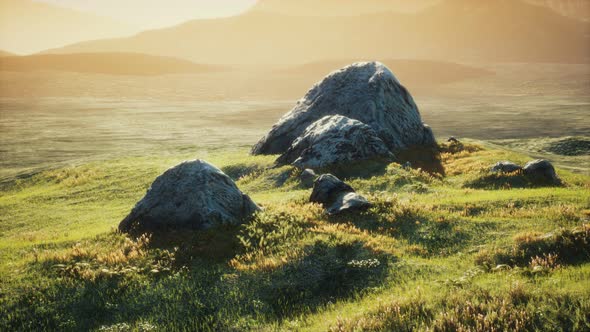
[36,0,258,29]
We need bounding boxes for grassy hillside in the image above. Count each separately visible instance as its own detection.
[1,140,588,331]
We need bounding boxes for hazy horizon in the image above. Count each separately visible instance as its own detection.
[2,0,441,55]
[35,0,258,29]
[2,0,588,59]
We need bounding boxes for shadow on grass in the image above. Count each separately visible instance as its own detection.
[329,203,473,256]
[317,157,392,180]
[476,225,590,269]
[397,145,445,176]
[250,239,390,320]
[221,162,267,180]
[3,261,233,331]
[147,225,244,264]
[319,145,445,181]
[10,224,391,330]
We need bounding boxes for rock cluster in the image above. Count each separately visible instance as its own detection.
[119,160,260,234]
[491,159,560,184]
[252,62,436,168]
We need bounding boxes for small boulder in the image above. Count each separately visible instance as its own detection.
[300,169,318,188]
[447,136,459,143]
[491,161,522,173]
[328,192,372,216]
[310,174,371,215]
[252,62,436,156]
[524,159,560,183]
[276,115,393,169]
[119,160,260,233]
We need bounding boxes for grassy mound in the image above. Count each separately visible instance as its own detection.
[1,142,589,331]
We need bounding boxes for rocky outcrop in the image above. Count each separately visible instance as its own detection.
[252,62,435,156]
[276,115,393,169]
[491,161,522,173]
[310,174,371,215]
[119,160,260,233]
[524,159,560,184]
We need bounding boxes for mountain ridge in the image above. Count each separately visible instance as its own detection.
[0,0,138,54]
[42,0,590,64]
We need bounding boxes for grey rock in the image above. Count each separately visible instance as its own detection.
[524,159,560,183]
[252,61,436,155]
[327,192,372,215]
[276,115,393,169]
[310,174,371,215]
[300,169,318,188]
[491,161,522,173]
[119,160,260,233]
[310,174,353,204]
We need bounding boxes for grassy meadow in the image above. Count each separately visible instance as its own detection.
[0,62,589,331]
[1,139,589,331]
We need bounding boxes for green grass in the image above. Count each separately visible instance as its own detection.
[1,141,589,331]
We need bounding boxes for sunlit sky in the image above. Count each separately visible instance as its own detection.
[36,0,258,29]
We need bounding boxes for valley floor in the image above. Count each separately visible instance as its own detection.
[0,140,589,331]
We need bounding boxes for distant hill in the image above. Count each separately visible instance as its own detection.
[527,0,590,21]
[0,50,15,57]
[46,0,590,64]
[0,0,137,54]
[0,53,225,75]
[409,0,590,63]
[251,0,439,15]
[283,59,493,87]
[253,0,590,20]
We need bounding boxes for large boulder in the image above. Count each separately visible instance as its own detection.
[524,159,560,184]
[252,61,435,155]
[119,160,260,233]
[310,174,371,215]
[276,115,393,169]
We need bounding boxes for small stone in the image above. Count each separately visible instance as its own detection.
[327,192,371,215]
[310,174,371,215]
[300,169,318,188]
